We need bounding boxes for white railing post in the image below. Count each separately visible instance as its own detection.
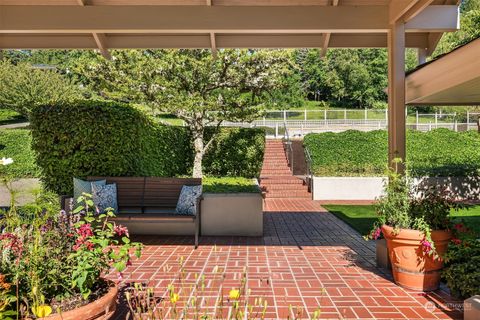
[283,110,287,122]
[275,123,278,138]
[467,111,470,130]
[454,120,458,132]
[364,108,367,122]
[435,111,438,128]
[304,109,307,122]
[324,109,327,125]
[344,109,347,123]
[263,116,266,126]
[385,108,388,124]
[416,110,419,129]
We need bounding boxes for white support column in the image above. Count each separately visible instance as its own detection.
[388,21,406,172]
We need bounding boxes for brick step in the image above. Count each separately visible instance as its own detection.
[261,184,308,191]
[260,172,293,177]
[261,168,292,173]
[264,191,311,199]
[263,156,287,159]
[260,177,305,184]
[262,165,289,169]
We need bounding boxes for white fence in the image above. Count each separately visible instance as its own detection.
[215,109,480,137]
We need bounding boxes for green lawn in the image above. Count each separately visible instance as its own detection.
[323,204,480,237]
[0,109,27,126]
[0,128,40,178]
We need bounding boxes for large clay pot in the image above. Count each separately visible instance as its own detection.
[382,224,451,291]
[41,282,118,320]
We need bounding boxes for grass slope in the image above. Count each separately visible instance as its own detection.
[324,204,480,237]
[0,129,40,178]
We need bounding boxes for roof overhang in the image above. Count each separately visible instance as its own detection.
[0,1,459,52]
[406,37,480,105]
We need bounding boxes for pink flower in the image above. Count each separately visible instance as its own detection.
[420,239,433,255]
[77,223,93,238]
[114,224,129,237]
[371,227,382,240]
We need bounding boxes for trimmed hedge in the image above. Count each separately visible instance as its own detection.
[304,129,480,177]
[0,129,40,178]
[203,127,265,177]
[30,101,264,194]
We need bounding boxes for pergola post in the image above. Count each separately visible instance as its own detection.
[387,21,406,173]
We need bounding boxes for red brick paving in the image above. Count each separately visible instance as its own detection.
[111,199,463,320]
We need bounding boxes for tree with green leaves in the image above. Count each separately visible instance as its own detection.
[0,61,81,119]
[73,49,293,177]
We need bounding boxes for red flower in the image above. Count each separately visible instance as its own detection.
[114,224,129,237]
[451,237,462,245]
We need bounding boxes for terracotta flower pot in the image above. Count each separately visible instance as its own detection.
[381,224,451,291]
[41,282,118,320]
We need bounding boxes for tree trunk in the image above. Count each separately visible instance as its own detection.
[192,127,204,178]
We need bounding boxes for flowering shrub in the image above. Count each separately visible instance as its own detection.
[369,160,462,258]
[0,190,142,319]
[442,223,480,299]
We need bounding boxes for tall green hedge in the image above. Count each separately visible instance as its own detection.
[30,101,264,194]
[304,129,480,177]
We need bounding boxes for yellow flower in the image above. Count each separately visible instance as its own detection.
[32,305,52,317]
[170,292,180,304]
[229,289,240,300]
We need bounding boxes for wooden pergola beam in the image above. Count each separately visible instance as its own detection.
[0,33,432,49]
[320,0,338,58]
[0,5,458,34]
[76,0,111,59]
[389,0,435,24]
[387,21,406,172]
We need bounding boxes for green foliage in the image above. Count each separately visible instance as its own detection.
[435,0,480,56]
[203,127,265,178]
[71,49,291,177]
[0,109,26,126]
[0,129,40,178]
[29,101,264,194]
[0,190,141,318]
[29,100,191,194]
[304,130,387,176]
[0,61,81,118]
[443,239,480,299]
[304,129,480,177]
[203,177,260,193]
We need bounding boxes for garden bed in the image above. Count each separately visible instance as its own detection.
[201,177,263,236]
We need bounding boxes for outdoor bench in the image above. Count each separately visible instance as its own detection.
[61,177,202,248]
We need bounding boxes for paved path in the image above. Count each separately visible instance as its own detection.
[0,122,30,129]
[0,178,41,207]
[111,199,462,320]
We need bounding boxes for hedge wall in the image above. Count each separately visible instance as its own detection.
[30,101,264,194]
[304,129,480,177]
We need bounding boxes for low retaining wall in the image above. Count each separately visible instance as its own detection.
[312,177,384,200]
[313,176,480,201]
[201,192,263,236]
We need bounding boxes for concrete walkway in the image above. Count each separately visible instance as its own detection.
[0,122,30,129]
[0,178,41,207]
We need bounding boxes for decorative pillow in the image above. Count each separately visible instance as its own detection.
[92,183,118,214]
[175,185,202,216]
[73,178,106,206]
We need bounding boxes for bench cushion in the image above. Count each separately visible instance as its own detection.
[175,185,202,215]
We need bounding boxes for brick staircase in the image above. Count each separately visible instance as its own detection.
[260,140,311,199]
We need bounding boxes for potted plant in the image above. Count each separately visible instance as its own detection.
[0,178,142,320]
[369,160,460,291]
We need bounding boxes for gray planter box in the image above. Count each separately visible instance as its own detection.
[465,295,480,320]
[376,238,391,270]
[201,192,263,236]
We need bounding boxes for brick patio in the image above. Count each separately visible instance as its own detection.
[112,199,463,320]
